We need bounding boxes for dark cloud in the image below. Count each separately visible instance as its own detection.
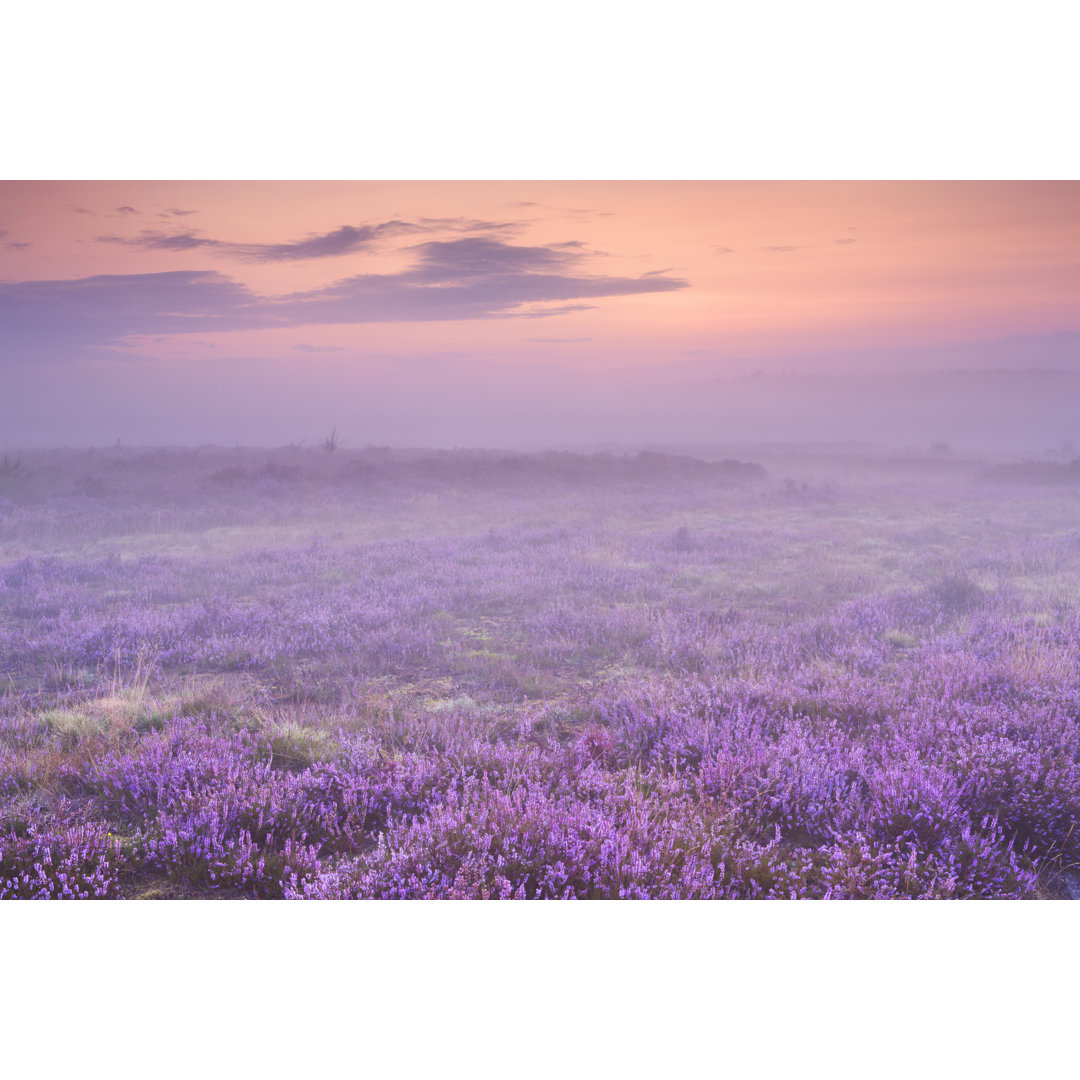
[1,271,261,360]
[116,206,139,215]
[402,237,576,280]
[1,237,687,363]
[69,205,95,216]
[275,238,684,323]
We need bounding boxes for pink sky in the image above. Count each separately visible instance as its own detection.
[1,181,1078,446]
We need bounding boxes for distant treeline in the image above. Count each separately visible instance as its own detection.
[218,449,767,492]
[0,447,767,506]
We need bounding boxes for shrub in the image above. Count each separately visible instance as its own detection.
[931,574,985,614]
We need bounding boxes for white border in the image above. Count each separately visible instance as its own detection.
[4,1,1079,179]
[2,900,1076,1076]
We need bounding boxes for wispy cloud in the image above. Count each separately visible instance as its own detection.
[509,304,597,319]
[148,337,216,348]
[528,336,592,343]
[292,343,346,353]
[417,217,521,234]
[232,222,420,262]
[713,246,736,255]
[99,231,216,252]
[508,202,614,220]
[1,229,30,250]
[96,218,520,263]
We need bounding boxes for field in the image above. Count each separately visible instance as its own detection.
[2,444,1079,899]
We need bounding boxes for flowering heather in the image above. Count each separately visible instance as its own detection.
[1,447,1078,898]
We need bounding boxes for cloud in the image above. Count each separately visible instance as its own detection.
[98,224,404,260]
[1,237,688,362]
[417,217,521,234]
[713,246,736,254]
[403,236,577,279]
[232,221,420,262]
[509,304,597,319]
[100,217,530,264]
[1,271,261,361]
[147,337,216,348]
[115,206,139,215]
[834,238,857,244]
[508,202,613,220]
[274,238,685,321]
[69,206,95,215]
[164,207,197,217]
[761,245,804,253]
[2,229,31,250]
[292,343,345,353]
[98,230,216,252]
[528,337,593,343]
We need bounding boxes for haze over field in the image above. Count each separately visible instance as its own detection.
[4,444,1080,899]
[2,181,1078,449]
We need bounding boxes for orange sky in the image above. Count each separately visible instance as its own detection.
[1,181,1078,445]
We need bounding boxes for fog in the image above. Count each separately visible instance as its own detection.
[3,438,1080,899]
[3,357,1079,454]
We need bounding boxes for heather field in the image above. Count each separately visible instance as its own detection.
[2,444,1079,900]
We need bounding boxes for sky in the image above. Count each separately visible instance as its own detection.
[1,180,1078,449]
